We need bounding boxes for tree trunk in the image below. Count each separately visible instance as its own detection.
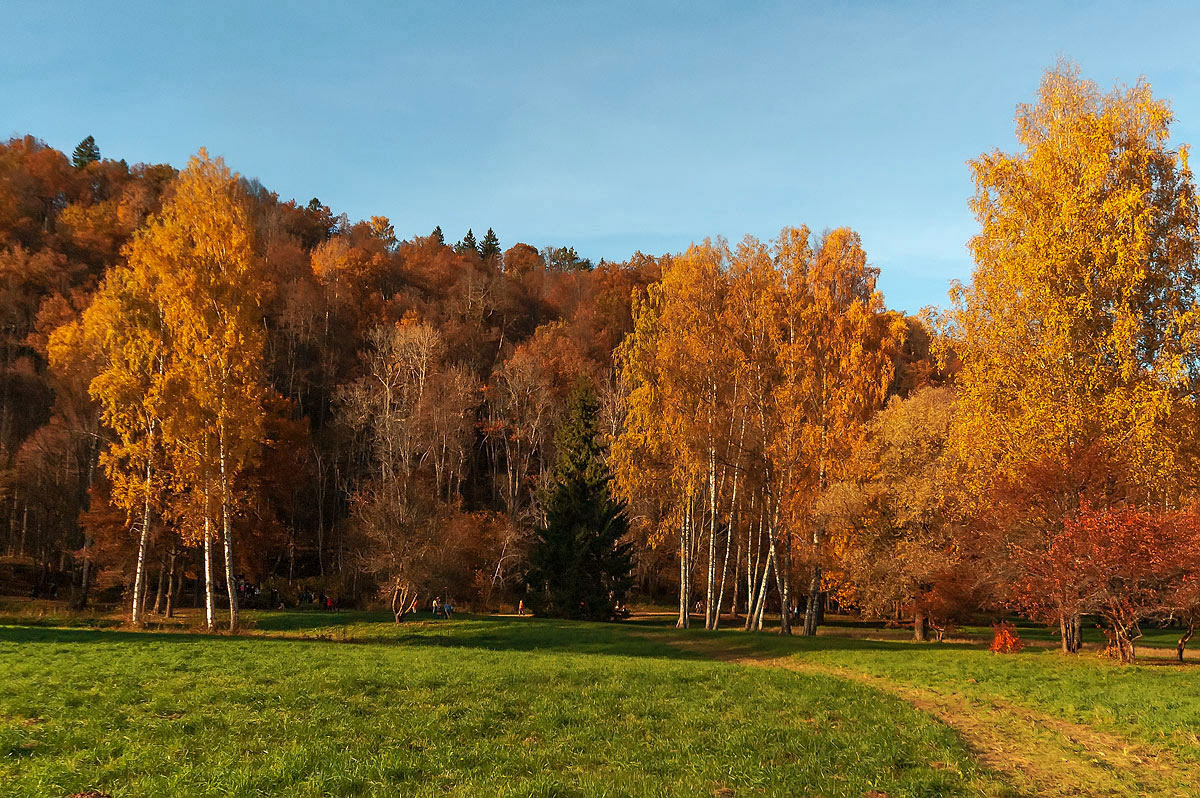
[751,540,776,631]
[1060,612,1082,654]
[729,527,741,621]
[165,549,177,618]
[713,518,733,631]
[152,561,165,615]
[19,502,28,557]
[194,550,203,608]
[705,449,717,630]
[204,515,215,632]
[222,508,238,632]
[775,519,791,635]
[801,564,821,636]
[775,547,791,635]
[6,491,17,557]
[391,580,415,624]
[220,428,239,633]
[130,459,154,626]
[677,505,690,629]
[745,502,764,631]
[743,521,756,630]
[77,535,92,610]
[1177,622,1194,662]
[913,608,928,642]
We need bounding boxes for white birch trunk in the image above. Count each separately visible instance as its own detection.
[220,425,239,632]
[203,511,215,631]
[130,456,154,626]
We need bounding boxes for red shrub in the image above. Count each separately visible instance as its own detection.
[989,621,1025,654]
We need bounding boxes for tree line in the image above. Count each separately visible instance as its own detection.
[612,63,1200,662]
[4,62,1200,660]
[0,135,655,627]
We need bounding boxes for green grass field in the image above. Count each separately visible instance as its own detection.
[2,610,1198,797]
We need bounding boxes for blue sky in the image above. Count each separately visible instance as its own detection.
[5,1,1200,312]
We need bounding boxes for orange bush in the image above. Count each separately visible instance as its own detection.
[989,621,1025,654]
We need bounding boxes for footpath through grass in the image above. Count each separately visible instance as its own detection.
[633,619,1200,796]
[1,612,1003,798]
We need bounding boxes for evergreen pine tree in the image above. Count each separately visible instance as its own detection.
[432,225,445,245]
[72,135,100,168]
[455,228,478,255]
[480,227,501,260]
[523,381,633,620]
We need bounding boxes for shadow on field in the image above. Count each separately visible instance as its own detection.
[0,611,939,666]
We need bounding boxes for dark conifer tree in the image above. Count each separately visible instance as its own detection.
[523,381,632,620]
[432,225,445,245]
[480,228,501,260]
[455,228,478,255]
[72,135,100,168]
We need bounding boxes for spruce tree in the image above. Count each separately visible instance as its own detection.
[480,227,501,260]
[432,225,445,245]
[72,135,100,168]
[523,381,633,620]
[455,228,478,255]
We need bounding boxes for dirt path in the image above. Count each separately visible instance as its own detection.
[652,633,1197,797]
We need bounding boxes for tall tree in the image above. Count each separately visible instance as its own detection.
[948,63,1200,650]
[524,381,632,620]
[52,264,166,625]
[480,228,501,261]
[777,227,902,636]
[151,150,266,632]
[456,228,478,256]
[71,136,100,169]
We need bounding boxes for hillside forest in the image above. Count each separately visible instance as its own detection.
[5,64,1200,663]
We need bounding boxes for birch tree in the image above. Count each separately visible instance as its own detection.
[948,63,1200,651]
[52,236,167,625]
[151,151,266,632]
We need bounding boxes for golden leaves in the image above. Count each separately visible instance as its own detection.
[952,62,1200,504]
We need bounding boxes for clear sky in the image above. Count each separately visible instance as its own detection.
[5,1,1200,312]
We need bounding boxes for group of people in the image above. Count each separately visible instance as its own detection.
[430,596,455,619]
[297,589,337,610]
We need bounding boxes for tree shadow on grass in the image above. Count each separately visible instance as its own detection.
[0,612,953,667]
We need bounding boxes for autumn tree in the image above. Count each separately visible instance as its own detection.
[151,151,266,632]
[615,240,733,629]
[51,263,166,625]
[827,387,973,640]
[948,63,1200,650]
[339,320,480,619]
[774,227,902,635]
[503,243,543,276]
[1012,504,1200,663]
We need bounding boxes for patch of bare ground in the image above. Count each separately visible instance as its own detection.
[653,632,1197,797]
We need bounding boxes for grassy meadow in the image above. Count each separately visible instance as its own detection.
[2,609,1198,797]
